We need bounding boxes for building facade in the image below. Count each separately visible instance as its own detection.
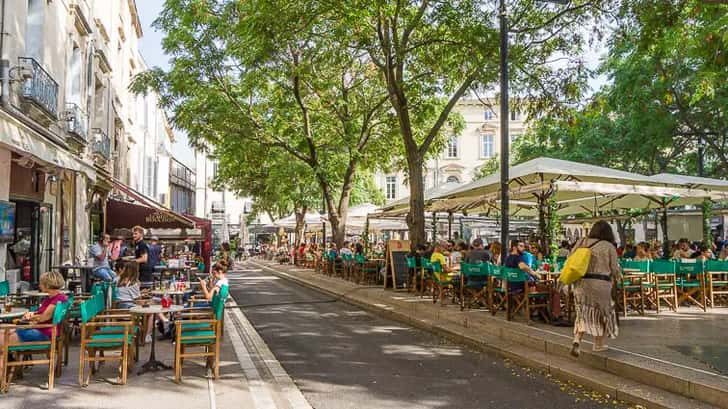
[376,98,527,202]
[0,0,173,287]
[169,157,195,215]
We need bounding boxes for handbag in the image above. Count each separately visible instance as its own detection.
[558,239,601,285]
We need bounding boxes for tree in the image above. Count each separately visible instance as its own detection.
[345,0,610,247]
[133,0,394,248]
[473,155,500,180]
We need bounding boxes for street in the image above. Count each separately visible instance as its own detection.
[228,262,628,409]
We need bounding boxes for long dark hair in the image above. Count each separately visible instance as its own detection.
[588,221,616,244]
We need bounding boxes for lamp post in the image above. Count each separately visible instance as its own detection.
[498,0,568,263]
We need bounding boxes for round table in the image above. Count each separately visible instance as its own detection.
[0,307,29,322]
[129,304,184,375]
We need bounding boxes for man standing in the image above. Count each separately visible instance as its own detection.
[132,226,154,286]
[148,236,162,269]
[464,238,491,263]
[90,234,116,282]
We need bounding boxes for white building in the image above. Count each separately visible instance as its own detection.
[376,98,528,201]
[0,0,173,287]
[194,150,252,247]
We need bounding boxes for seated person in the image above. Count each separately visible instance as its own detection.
[504,240,540,293]
[194,263,229,307]
[430,243,451,281]
[633,242,652,261]
[116,262,141,309]
[0,271,67,374]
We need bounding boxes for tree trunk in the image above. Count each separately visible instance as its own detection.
[406,156,426,249]
[537,196,547,255]
[293,207,307,248]
[615,218,627,247]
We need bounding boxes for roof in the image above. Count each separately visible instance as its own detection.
[649,173,728,190]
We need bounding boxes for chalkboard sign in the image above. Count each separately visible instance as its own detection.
[385,240,410,290]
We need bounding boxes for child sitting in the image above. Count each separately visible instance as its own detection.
[115,261,141,309]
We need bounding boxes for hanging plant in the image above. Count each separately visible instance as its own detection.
[547,195,561,263]
[702,200,713,244]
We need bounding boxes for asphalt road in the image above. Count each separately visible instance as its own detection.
[228,262,628,409]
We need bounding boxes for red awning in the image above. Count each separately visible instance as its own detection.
[106,181,195,231]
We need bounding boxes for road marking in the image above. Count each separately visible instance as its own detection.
[208,376,217,409]
[227,297,313,409]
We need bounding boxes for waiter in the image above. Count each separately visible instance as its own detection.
[132,225,154,287]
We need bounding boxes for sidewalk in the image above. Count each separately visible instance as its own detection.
[251,259,728,409]
[2,273,311,409]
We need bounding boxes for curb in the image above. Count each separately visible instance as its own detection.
[250,260,725,409]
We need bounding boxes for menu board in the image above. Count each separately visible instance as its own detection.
[385,239,410,290]
[0,201,15,243]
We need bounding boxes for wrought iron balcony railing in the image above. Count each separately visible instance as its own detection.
[64,103,88,142]
[18,57,59,118]
[91,128,111,159]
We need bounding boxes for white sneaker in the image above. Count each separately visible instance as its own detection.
[145,334,152,344]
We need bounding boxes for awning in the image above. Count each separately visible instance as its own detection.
[0,109,96,181]
[106,180,195,231]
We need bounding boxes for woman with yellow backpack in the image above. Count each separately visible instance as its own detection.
[565,221,622,357]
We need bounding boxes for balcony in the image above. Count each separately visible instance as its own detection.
[18,57,59,120]
[64,103,88,143]
[91,128,111,160]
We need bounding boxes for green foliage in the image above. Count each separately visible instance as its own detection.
[350,173,386,207]
[473,155,500,180]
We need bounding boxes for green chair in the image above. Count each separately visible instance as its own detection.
[342,253,354,281]
[405,256,420,292]
[459,262,489,311]
[1,299,70,392]
[704,260,728,307]
[0,281,9,297]
[619,260,650,316]
[648,260,677,313]
[78,294,136,386]
[175,285,228,382]
[676,261,707,311]
[488,264,507,315]
[501,267,549,323]
[429,262,453,306]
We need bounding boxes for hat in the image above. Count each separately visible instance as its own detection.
[151,236,159,241]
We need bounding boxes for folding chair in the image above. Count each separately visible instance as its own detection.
[704,260,728,307]
[502,267,550,324]
[429,262,453,306]
[676,261,707,311]
[460,262,489,311]
[0,281,9,296]
[618,260,650,316]
[489,265,507,315]
[175,285,228,382]
[1,299,69,392]
[648,260,678,313]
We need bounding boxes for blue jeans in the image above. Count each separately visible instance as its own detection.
[93,267,117,282]
[16,328,49,342]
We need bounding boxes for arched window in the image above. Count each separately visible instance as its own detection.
[26,0,44,60]
[66,45,82,104]
[446,175,460,184]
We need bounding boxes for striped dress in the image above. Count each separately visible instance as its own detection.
[571,238,621,338]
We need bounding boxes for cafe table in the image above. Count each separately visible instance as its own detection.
[53,265,95,292]
[150,289,192,305]
[130,304,184,375]
[0,307,29,322]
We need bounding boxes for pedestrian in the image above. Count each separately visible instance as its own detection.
[132,225,154,288]
[570,220,621,356]
[89,233,116,282]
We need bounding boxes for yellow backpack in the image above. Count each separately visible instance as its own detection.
[559,240,600,285]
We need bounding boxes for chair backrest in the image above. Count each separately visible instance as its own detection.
[621,260,650,273]
[343,253,353,262]
[677,260,704,275]
[460,262,488,278]
[650,259,676,274]
[52,300,70,325]
[430,261,442,273]
[406,256,417,268]
[355,254,366,264]
[0,280,9,296]
[212,285,229,321]
[489,264,502,279]
[704,259,728,273]
[502,267,528,282]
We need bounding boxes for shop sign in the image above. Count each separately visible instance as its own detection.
[145,210,177,225]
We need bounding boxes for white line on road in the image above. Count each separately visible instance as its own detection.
[208,376,217,409]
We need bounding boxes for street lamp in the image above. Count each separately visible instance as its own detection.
[499,0,567,263]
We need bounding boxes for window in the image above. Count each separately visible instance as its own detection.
[385,176,397,200]
[511,110,520,121]
[510,133,521,144]
[26,0,44,61]
[212,162,219,179]
[446,136,458,158]
[481,134,494,158]
[484,109,494,121]
[446,175,460,184]
[66,45,82,104]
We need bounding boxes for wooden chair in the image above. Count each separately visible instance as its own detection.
[618,260,650,316]
[0,281,9,297]
[1,299,70,393]
[174,285,228,382]
[429,262,454,306]
[676,261,707,311]
[489,265,507,315]
[405,256,419,292]
[502,267,550,324]
[459,262,489,311]
[78,294,136,387]
[704,260,728,307]
[648,260,678,313]
[341,253,354,281]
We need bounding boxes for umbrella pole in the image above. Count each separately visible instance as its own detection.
[661,202,670,259]
[448,211,453,240]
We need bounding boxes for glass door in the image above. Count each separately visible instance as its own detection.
[30,203,53,284]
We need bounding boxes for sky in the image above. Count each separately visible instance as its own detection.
[136,0,197,170]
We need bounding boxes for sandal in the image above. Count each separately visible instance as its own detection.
[570,342,580,358]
